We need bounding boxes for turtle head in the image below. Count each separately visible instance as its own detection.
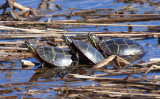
[25,41,37,53]
[62,35,72,46]
[88,33,99,47]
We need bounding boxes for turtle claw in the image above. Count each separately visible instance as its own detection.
[71,52,79,66]
[71,61,78,66]
[41,63,45,67]
[103,52,108,58]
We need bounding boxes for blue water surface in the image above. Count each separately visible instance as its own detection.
[0,0,160,98]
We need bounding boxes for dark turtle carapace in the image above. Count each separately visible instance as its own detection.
[62,35,104,64]
[25,41,73,67]
[88,33,146,61]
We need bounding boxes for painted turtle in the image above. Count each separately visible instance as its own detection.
[88,33,146,61]
[62,35,104,64]
[25,41,73,67]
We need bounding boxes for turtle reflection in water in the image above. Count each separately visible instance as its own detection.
[62,35,104,65]
[25,41,75,67]
[29,67,69,82]
[29,66,96,82]
[88,33,146,62]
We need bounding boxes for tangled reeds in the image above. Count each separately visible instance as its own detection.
[0,0,160,98]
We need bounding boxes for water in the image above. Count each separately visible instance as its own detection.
[0,0,160,98]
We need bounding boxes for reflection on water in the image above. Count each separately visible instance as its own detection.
[29,67,68,82]
[39,0,55,10]
[29,65,95,82]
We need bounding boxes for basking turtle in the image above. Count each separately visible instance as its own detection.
[25,41,74,67]
[88,33,146,61]
[62,35,104,64]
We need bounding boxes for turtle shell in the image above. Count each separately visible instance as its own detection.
[99,38,145,57]
[72,40,104,64]
[37,47,73,67]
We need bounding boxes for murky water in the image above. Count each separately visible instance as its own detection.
[0,0,160,98]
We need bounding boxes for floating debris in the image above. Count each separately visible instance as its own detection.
[0,0,160,98]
